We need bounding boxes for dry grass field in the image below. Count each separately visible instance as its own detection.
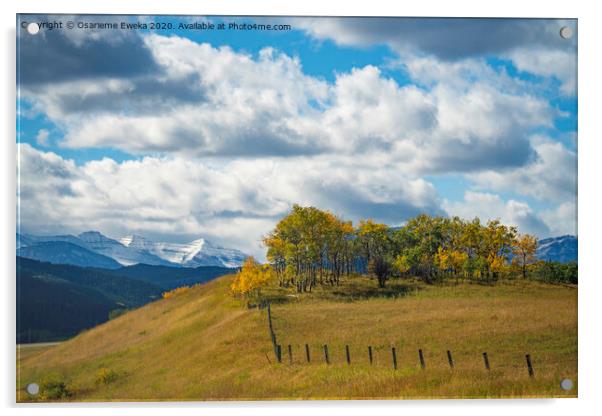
[17,274,577,401]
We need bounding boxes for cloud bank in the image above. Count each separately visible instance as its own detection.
[17,17,578,255]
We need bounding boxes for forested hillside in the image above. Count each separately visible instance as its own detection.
[17,257,163,342]
[17,257,235,343]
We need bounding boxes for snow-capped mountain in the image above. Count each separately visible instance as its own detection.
[78,231,175,267]
[119,235,247,268]
[537,235,577,263]
[16,231,248,268]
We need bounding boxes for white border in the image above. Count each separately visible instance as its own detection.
[2,1,601,415]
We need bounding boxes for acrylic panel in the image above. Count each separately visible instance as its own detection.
[16,14,578,401]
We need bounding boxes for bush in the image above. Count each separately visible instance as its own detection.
[162,286,191,299]
[96,367,119,385]
[39,376,71,400]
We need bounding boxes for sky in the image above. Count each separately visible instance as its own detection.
[16,15,578,258]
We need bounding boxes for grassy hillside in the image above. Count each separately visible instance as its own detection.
[17,274,577,401]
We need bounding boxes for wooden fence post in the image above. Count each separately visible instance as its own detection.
[288,344,293,364]
[368,346,373,365]
[323,344,330,364]
[392,347,398,370]
[482,352,490,371]
[267,303,278,362]
[345,345,351,365]
[305,344,311,363]
[447,350,454,369]
[525,354,534,377]
[419,349,425,369]
[276,344,282,363]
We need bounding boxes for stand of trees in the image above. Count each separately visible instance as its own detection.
[261,205,573,291]
[263,205,356,292]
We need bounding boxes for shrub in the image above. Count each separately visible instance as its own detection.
[368,256,393,288]
[96,367,118,385]
[39,376,71,400]
[162,286,191,299]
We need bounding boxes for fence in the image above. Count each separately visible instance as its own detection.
[264,304,572,378]
[273,343,544,377]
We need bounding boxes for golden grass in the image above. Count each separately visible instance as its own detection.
[17,344,59,362]
[17,275,577,401]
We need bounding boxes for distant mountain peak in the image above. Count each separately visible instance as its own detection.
[181,238,206,263]
[78,230,117,243]
[17,231,248,268]
[119,234,154,249]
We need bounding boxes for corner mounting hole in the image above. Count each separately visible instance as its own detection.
[560,378,573,391]
[26,22,40,35]
[26,382,39,395]
[560,26,572,40]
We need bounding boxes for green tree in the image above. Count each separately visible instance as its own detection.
[512,234,538,279]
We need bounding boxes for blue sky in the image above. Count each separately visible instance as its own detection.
[16,15,577,256]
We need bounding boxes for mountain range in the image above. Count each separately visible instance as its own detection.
[17,231,248,269]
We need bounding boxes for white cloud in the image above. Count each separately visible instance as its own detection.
[24,35,331,158]
[403,55,543,96]
[35,129,49,146]
[540,201,577,237]
[443,191,552,237]
[470,135,577,203]
[17,144,443,258]
[444,190,576,238]
[21,34,556,176]
[297,18,577,60]
[315,65,437,155]
[506,48,577,96]
[17,28,576,246]
[298,18,577,96]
